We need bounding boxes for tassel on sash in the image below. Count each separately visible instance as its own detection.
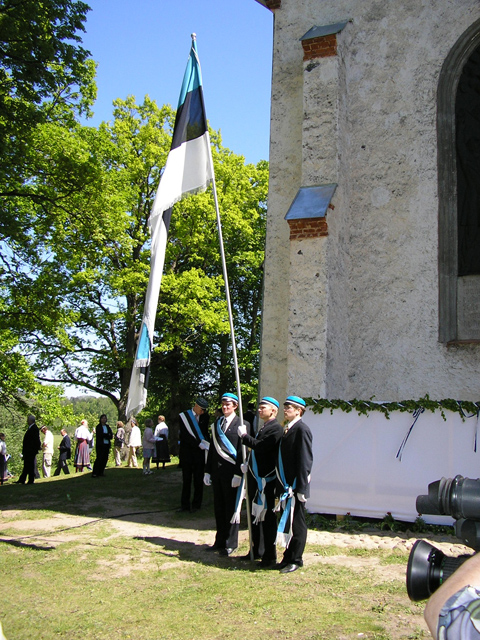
[230,475,246,524]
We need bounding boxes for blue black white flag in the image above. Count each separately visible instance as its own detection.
[126,35,214,418]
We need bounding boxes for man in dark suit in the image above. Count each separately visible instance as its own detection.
[238,396,283,567]
[54,429,71,476]
[204,392,251,556]
[17,414,41,484]
[178,397,210,512]
[275,395,313,573]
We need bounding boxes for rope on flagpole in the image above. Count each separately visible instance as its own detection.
[210,169,254,561]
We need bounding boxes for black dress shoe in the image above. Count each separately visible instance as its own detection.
[279,563,300,574]
[259,558,277,569]
[206,544,222,552]
[218,547,236,556]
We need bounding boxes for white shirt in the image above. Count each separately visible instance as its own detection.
[129,425,142,447]
[75,425,90,440]
[42,430,54,455]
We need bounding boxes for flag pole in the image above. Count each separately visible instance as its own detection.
[210,167,255,561]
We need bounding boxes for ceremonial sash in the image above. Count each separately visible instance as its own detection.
[230,475,246,524]
[180,410,205,443]
[212,418,237,464]
[250,451,275,524]
[275,445,297,548]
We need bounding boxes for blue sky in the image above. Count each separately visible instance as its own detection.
[80,0,273,165]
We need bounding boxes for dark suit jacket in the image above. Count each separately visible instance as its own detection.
[22,423,41,458]
[242,418,283,478]
[95,423,113,451]
[179,410,210,453]
[277,418,313,498]
[206,415,251,478]
[59,434,71,460]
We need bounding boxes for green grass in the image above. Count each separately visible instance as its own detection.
[0,460,431,640]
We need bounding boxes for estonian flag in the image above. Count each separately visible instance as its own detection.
[126,35,214,418]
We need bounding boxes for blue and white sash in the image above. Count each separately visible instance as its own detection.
[275,446,297,548]
[250,451,276,524]
[212,419,237,464]
[180,410,205,443]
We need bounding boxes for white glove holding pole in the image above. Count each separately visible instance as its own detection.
[240,462,248,474]
[203,473,211,486]
[231,475,242,488]
[237,424,247,437]
[199,439,210,451]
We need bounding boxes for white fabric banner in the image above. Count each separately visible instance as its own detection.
[307,407,480,524]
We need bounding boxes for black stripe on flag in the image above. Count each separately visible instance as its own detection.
[171,85,208,150]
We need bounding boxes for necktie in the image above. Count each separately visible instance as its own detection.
[221,417,227,432]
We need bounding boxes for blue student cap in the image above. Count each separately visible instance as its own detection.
[221,392,239,403]
[259,396,280,409]
[284,395,306,409]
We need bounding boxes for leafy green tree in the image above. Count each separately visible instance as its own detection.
[0,0,96,188]
[2,96,268,428]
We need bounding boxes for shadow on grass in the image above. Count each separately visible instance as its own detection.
[0,463,216,533]
[138,535,258,571]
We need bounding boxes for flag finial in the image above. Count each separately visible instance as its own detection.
[191,33,197,41]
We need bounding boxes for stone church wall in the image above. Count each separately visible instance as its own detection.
[258,0,480,404]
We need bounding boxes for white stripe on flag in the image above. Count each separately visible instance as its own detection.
[150,133,213,226]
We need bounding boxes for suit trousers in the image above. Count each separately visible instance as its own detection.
[212,470,239,550]
[181,448,205,510]
[18,455,36,484]
[249,478,277,562]
[280,497,307,566]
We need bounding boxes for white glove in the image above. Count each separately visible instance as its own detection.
[199,439,210,451]
[203,473,212,486]
[231,475,242,488]
[297,493,307,503]
[237,424,247,437]
[240,462,248,474]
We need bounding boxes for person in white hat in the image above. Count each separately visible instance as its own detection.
[275,395,313,573]
[238,396,283,567]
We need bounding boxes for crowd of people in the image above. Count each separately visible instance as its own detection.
[3,412,172,484]
[6,395,314,575]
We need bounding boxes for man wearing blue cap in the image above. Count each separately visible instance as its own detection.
[204,392,251,555]
[178,398,210,512]
[275,395,313,573]
[238,396,283,567]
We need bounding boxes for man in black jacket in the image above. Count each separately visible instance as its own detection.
[17,414,41,484]
[178,397,210,511]
[275,395,313,574]
[92,414,113,477]
[204,392,251,556]
[238,396,283,567]
[54,429,71,476]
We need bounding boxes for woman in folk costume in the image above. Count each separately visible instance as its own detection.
[275,396,313,573]
[204,392,251,556]
[74,419,91,473]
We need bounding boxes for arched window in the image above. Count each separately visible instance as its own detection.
[438,18,480,343]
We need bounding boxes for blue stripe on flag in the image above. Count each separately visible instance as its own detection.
[137,322,151,362]
[177,40,203,107]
